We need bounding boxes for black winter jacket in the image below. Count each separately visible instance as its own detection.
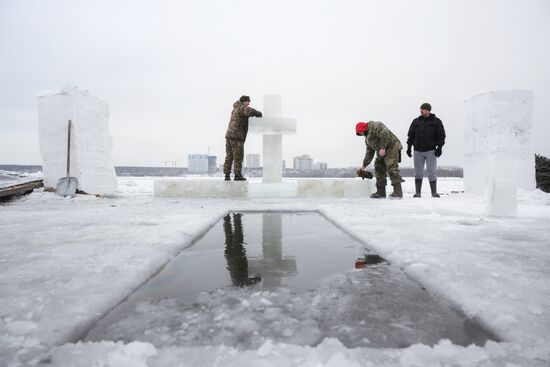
[406,113,446,152]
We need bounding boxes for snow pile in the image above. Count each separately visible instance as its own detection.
[36,85,117,195]
[463,90,535,216]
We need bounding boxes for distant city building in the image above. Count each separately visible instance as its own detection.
[245,154,261,169]
[282,160,286,170]
[208,156,217,174]
[188,154,209,173]
[293,154,313,171]
[314,162,328,171]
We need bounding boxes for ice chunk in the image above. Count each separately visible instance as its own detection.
[154,179,247,198]
[344,179,374,197]
[247,181,297,198]
[297,180,345,197]
[36,85,117,195]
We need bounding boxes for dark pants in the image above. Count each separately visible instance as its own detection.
[224,139,244,175]
[374,148,403,186]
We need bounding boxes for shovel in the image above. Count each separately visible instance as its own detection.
[56,120,78,197]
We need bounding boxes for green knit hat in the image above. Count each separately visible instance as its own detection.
[420,103,432,111]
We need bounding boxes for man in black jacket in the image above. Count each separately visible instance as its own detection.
[406,103,446,198]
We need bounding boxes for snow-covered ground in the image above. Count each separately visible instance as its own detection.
[1,177,549,367]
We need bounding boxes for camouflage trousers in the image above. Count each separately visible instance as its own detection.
[374,148,403,186]
[224,138,244,175]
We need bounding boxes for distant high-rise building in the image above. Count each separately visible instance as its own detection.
[314,162,328,171]
[245,154,261,169]
[208,156,217,174]
[188,154,209,173]
[293,154,313,171]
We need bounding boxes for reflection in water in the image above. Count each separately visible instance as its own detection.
[248,213,297,288]
[223,214,261,286]
[355,254,386,269]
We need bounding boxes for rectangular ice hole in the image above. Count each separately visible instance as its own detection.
[83,212,497,349]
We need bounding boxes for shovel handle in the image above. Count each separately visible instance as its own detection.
[67,120,71,178]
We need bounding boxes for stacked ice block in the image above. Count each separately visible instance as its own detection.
[463,90,534,216]
[36,85,117,196]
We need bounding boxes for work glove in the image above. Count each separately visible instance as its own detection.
[256,112,263,117]
[435,146,442,158]
[356,168,373,180]
[406,147,412,158]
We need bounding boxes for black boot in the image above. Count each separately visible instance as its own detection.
[370,185,386,199]
[389,182,403,199]
[430,180,440,198]
[224,174,231,181]
[413,179,422,198]
[234,173,247,181]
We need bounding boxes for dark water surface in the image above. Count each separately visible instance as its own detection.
[84,212,496,348]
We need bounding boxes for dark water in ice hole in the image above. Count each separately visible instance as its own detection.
[83,212,496,349]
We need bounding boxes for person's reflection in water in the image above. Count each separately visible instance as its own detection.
[223,213,261,287]
[355,254,386,269]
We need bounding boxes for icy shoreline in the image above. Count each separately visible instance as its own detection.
[1,177,549,366]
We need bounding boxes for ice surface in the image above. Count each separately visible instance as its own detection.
[36,85,117,195]
[154,179,247,198]
[1,177,550,366]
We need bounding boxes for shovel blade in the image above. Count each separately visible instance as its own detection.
[56,177,78,197]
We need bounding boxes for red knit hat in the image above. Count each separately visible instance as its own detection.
[355,122,368,135]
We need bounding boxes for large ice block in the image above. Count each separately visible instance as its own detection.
[464,90,534,193]
[298,179,345,197]
[36,85,117,195]
[154,179,247,198]
[463,90,534,217]
[247,181,297,198]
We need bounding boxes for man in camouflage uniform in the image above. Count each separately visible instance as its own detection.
[224,95,262,181]
[356,121,404,198]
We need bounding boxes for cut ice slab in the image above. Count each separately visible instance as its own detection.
[83,212,496,349]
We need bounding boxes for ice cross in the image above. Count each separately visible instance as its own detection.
[249,95,297,183]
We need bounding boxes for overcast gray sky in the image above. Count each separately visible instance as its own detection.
[1,0,549,168]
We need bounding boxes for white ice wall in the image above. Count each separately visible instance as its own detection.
[463,90,534,216]
[37,85,117,195]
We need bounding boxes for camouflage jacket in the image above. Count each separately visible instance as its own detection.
[363,121,403,167]
[225,101,262,141]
